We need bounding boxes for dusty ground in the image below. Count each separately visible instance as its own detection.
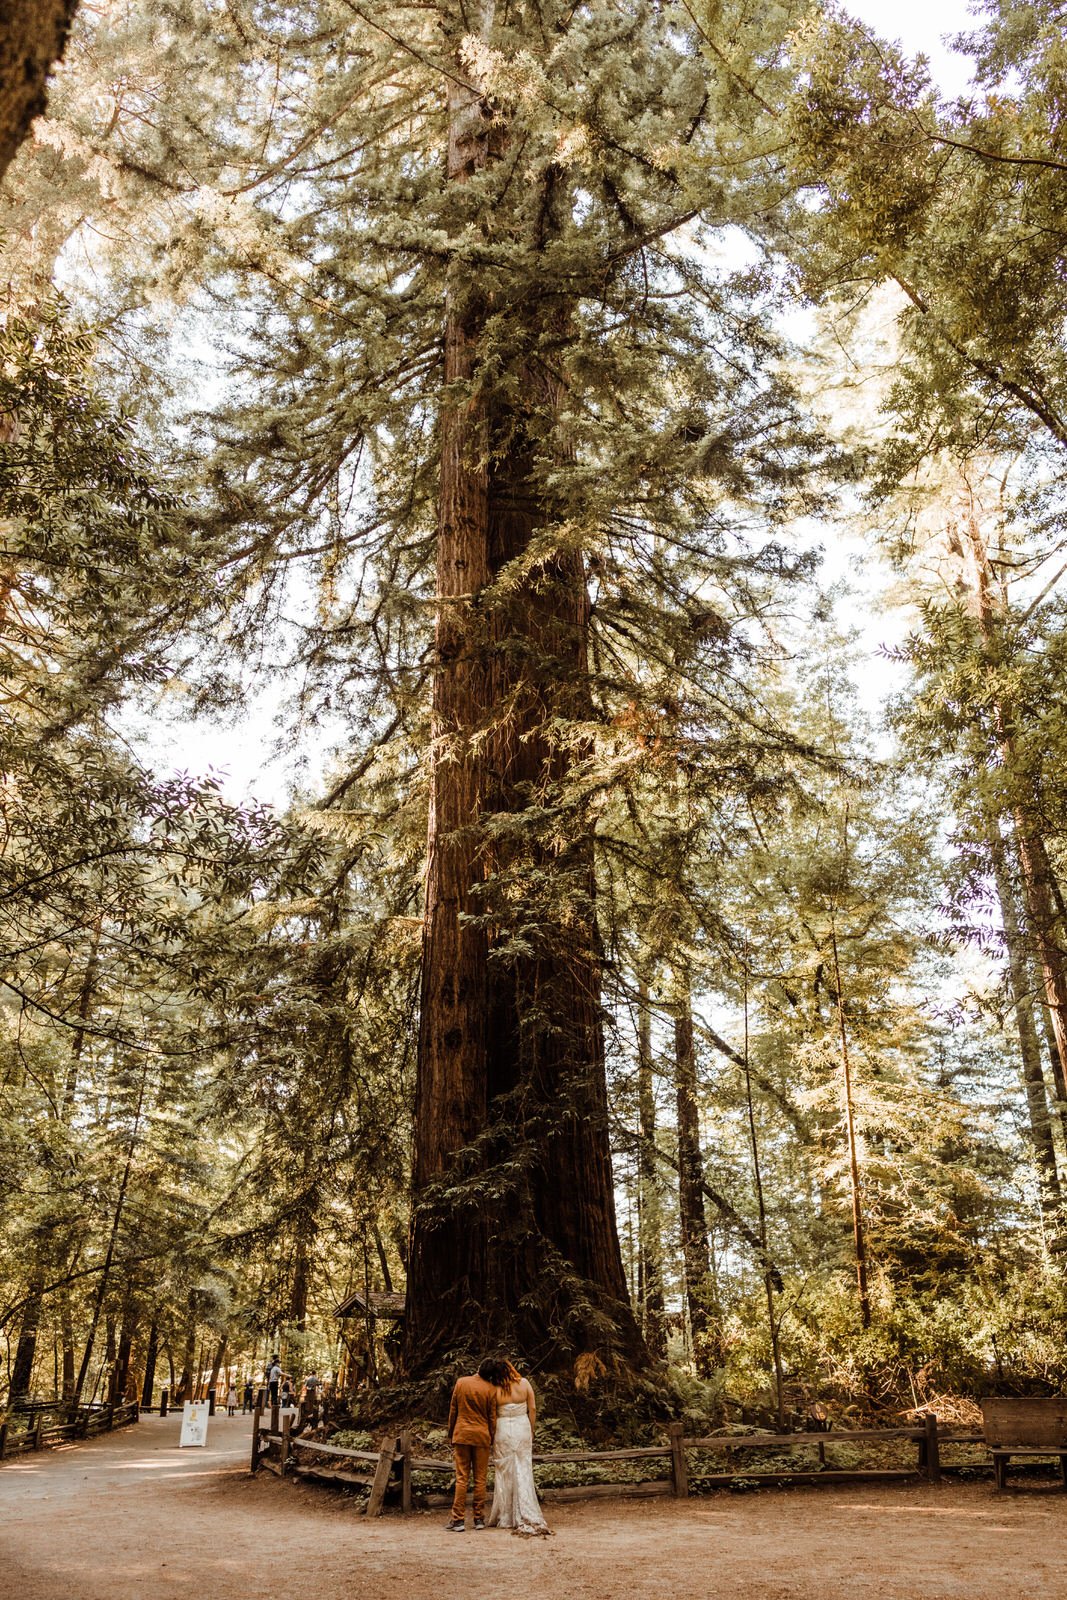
[1,1412,1065,1600]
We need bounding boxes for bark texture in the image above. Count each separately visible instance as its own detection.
[674,972,713,1372]
[985,809,1062,1206]
[403,18,643,1378]
[10,1276,42,1403]
[637,978,666,1359]
[0,0,79,183]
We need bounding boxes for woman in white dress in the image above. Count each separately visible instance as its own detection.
[486,1359,551,1536]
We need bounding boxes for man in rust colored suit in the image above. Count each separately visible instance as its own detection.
[446,1358,504,1530]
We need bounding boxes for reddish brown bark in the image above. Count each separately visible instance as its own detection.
[0,0,79,183]
[961,509,1067,1160]
[637,978,666,1359]
[985,810,1063,1204]
[9,1277,42,1403]
[402,32,642,1377]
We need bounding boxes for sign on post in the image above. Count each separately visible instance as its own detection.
[179,1401,209,1448]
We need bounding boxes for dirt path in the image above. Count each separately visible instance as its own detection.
[1,1413,1066,1600]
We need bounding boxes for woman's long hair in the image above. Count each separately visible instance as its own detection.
[477,1357,511,1388]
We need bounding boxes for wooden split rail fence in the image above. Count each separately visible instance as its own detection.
[0,1399,140,1462]
[251,1409,986,1514]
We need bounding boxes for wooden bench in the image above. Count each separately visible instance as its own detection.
[981,1397,1067,1490]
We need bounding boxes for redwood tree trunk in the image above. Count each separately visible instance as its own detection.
[963,509,1067,1162]
[402,25,642,1378]
[110,1312,135,1406]
[403,46,493,1373]
[208,1337,226,1400]
[985,809,1062,1206]
[60,1292,75,1403]
[637,978,666,1360]
[9,1276,43,1403]
[174,1323,195,1405]
[141,1322,159,1409]
[674,971,713,1373]
[1013,816,1067,1104]
[292,1232,311,1328]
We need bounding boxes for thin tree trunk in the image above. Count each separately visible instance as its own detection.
[11,931,103,1409]
[742,965,785,1426]
[141,1321,158,1409]
[62,912,102,1116]
[1038,1004,1067,1140]
[110,1312,135,1406]
[637,977,666,1360]
[829,914,871,1329]
[1013,818,1067,1103]
[173,1324,194,1401]
[192,1334,206,1400]
[985,809,1063,1203]
[70,1058,150,1409]
[60,1291,75,1404]
[9,1276,43,1404]
[962,507,1067,1146]
[208,1337,226,1400]
[372,1222,393,1294]
[103,1314,116,1401]
[674,968,713,1373]
[291,1233,310,1329]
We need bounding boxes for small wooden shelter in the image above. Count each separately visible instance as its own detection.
[334,1289,406,1390]
[334,1289,406,1322]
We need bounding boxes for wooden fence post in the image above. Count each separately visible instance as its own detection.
[250,1405,262,1475]
[924,1413,941,1485]
[0,1422,7,1461]
[107,1399,116,1432]
[160,1388,168,1418]
[280,1413,292,1478]
[366,1435,399,1517]
[270,1403,279,1435]
[669,1423,688,1499]
[399,1429,413,1514]
[33,1415,44,1450]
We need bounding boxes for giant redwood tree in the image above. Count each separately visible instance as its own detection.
[400,0,818,1376]
[16,0,825,1382]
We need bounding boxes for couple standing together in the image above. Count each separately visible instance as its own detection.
[447,1358,550,1536]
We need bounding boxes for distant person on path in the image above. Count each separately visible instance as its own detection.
[445,1359,499,1532]
[242,1379,254,1413]
[226,1381,238,1418]
[267,1356,281,1407]
[302,1370,320,1425]
[281,1376,294,1408]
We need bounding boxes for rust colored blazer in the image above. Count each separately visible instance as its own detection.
[448,1374,498,1446]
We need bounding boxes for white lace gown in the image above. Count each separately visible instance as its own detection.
[488,1401,551,1535]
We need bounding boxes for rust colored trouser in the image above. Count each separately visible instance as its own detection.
[451,1442,491,1520]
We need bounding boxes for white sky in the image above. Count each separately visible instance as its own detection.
[135,0,986,811]
[843,0,981,97]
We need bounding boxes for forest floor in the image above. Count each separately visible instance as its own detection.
[1,1412,1066,1600]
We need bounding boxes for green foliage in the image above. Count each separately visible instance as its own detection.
[1,0,1067,1430]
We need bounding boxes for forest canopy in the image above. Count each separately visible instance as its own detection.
[2,0,1067,1427]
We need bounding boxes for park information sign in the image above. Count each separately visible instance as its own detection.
[179,1402,209,1448]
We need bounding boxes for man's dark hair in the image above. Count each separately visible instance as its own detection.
[478,1357,510,1387]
